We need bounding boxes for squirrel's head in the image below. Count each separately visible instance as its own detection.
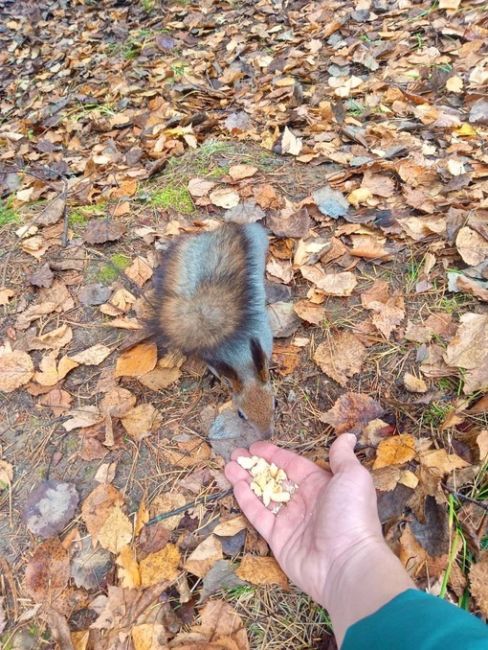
[217,339,274,437]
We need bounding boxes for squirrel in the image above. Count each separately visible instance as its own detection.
[151,221,274,436]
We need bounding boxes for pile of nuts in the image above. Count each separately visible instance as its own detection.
[237,455,297,511]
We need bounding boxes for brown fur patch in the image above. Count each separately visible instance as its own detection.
[238,381,274,435]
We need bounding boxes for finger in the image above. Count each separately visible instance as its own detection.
[328,433,359,475]
[225,460,251,485]
[248,441,326,484]
[233,479,275,540]
[230,447,251,462]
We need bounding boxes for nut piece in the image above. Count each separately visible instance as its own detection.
[236,455,297,512]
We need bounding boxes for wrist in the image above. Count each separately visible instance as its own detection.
[320,537,415,646]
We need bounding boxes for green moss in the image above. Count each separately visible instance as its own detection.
[97,253,131,283]
[423,401,451,428]
[69,204,106,228]
[149,186,194,214]
[0,198,19,226]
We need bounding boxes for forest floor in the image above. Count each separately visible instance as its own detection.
[0,0,487,649]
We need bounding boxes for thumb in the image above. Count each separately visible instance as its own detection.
[328,433,360,475]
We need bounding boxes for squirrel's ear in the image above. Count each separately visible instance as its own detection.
[214,362,243,393]
[250,338,269,383]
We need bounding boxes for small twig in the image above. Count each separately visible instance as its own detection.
[442,484,488,512]
[146,488,233,526]
[60,179,69,247]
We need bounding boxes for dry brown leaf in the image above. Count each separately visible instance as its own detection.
[349,234,392,260]
[135,499,149,537]
[125,256,153,287]
[456,227,488,266]
[476,430,488,461]
[100,387,137,417]
[372,466,401,492]
[253,183,282,209]
[293,300,325,326]
[266,258,293,284]
[399,524,448,580]
[444,313,488,394]
[184,535,223,578]
[63,406,103,431]
[0,349,34,392]
[160,438,212,468]
[0,287,15,305]
[236,556,288,589]
[301,266,357,296]
[361,170,395,198]
[209,187,240,209]
[469,553,488,617]
[320,393,385,434]
[70,344,111,366]
[132,623,167,650]
[38,389,73,416]
[188,177,217,198]
[120,403,161,441]
[271,343,301,376]
[281,126,303,156]
[173,600,248,650]
[361,281,404,339]
[313,332,366,387]
[150,492,187,531]
[117,545,141,588]
[35,353,79,387]
[97,505,133,553]
[213,516,247,536]
[81,483,125,540]
[138,366,182,390]
[115,341,157,378]
[373,434,417,470]
[229,164,257,181]
[30,324,73,350]
[24,538,69,607]
[71,630,89,650]
[403,372,427,393]
[347,187,373,208]
[419,448,469,474]
[140,543,181,586]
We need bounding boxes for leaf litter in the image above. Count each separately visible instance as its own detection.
[1,0,488,646]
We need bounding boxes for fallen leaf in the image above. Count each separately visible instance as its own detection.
[25,538,69,607]
[469,553,488,617]
[201,560,246,602]
[361,170,395,198]
[188,177,217,198]
[184,534,223,578]
[253,183,283,210]
[272,343,301,376]
[229,164,257,180]
[209,187,240,209]
[293,300,326,326]
[301,266,357,296]
[0,349,34,392]
[63,405,103,431]
[267,207,311,238]
[399,524,448,579]
[0,459,13,489]
[150,492,186,531]
[281,126,302,156]
[29,324,73,350]
[314,332,367,387]
[313,185,349,219]
[132,623,167,650]
[224,199,266,224]
[138,365,182,390]
[439,0,461,8]
[125,256,153,287]
[320,393,385,434]
[173,600,248,649]
[268,301,301,338]
[120,403,162,441]
[372,466,401,492]
[71,537,112,590]
[266,258,293,284]
[117,545,141,588]
[361,280,405,339]
[160,438,212,468]
[83,219,125,244]
[36,195,66,226]
[213,516,247,537]
[347,187,372,208]
[81,483,125,540]
[373,434,417,470]
[236,556,288,589]
[403,372,428,393]
[100,387,137,417]
[444,313,488,393]
[455,227,488,266]
[70,343,111,366]
[78,283,112,306]
[140,543,181,586]
[115,341,157,378]
[28,263,54,288]
[94,462,117,484]
[419,448,469,474]
[97,505,133,553]
[0,287,15,305]
[24,480,79,538]
[35,353,79,387]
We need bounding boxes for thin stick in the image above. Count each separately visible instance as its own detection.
[442,484,488,513]
[146,488,233,526]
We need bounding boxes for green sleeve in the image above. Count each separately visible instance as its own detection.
[342,588,488,650]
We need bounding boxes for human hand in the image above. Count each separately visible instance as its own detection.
[225,434,385,606]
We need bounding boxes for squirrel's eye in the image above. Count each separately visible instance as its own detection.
[237,409,247,421]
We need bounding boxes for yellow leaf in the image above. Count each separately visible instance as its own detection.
[373,434,417,470]
[150,492,186,531]
[0,350,33,392]
[132,623,167,650]
[213,516,247,536]
[70,343,111,366]
[419,449,469,474]
[135,498,149,537]
[71,630,89,650]
[229,164,257,181]
[347,187,373,207]
[445,76,463,93]
[97,505,133,553]
[140,543,181,586]
[120,403,162,441]
[403,372,427,393]
[0,287,15,305]
[455,123,476,137]
[115,341,157,378]
[117,545,141,588]
[236,556,288,589]
[160,438,212,468]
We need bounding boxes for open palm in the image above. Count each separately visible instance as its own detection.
[225,435,383,606]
